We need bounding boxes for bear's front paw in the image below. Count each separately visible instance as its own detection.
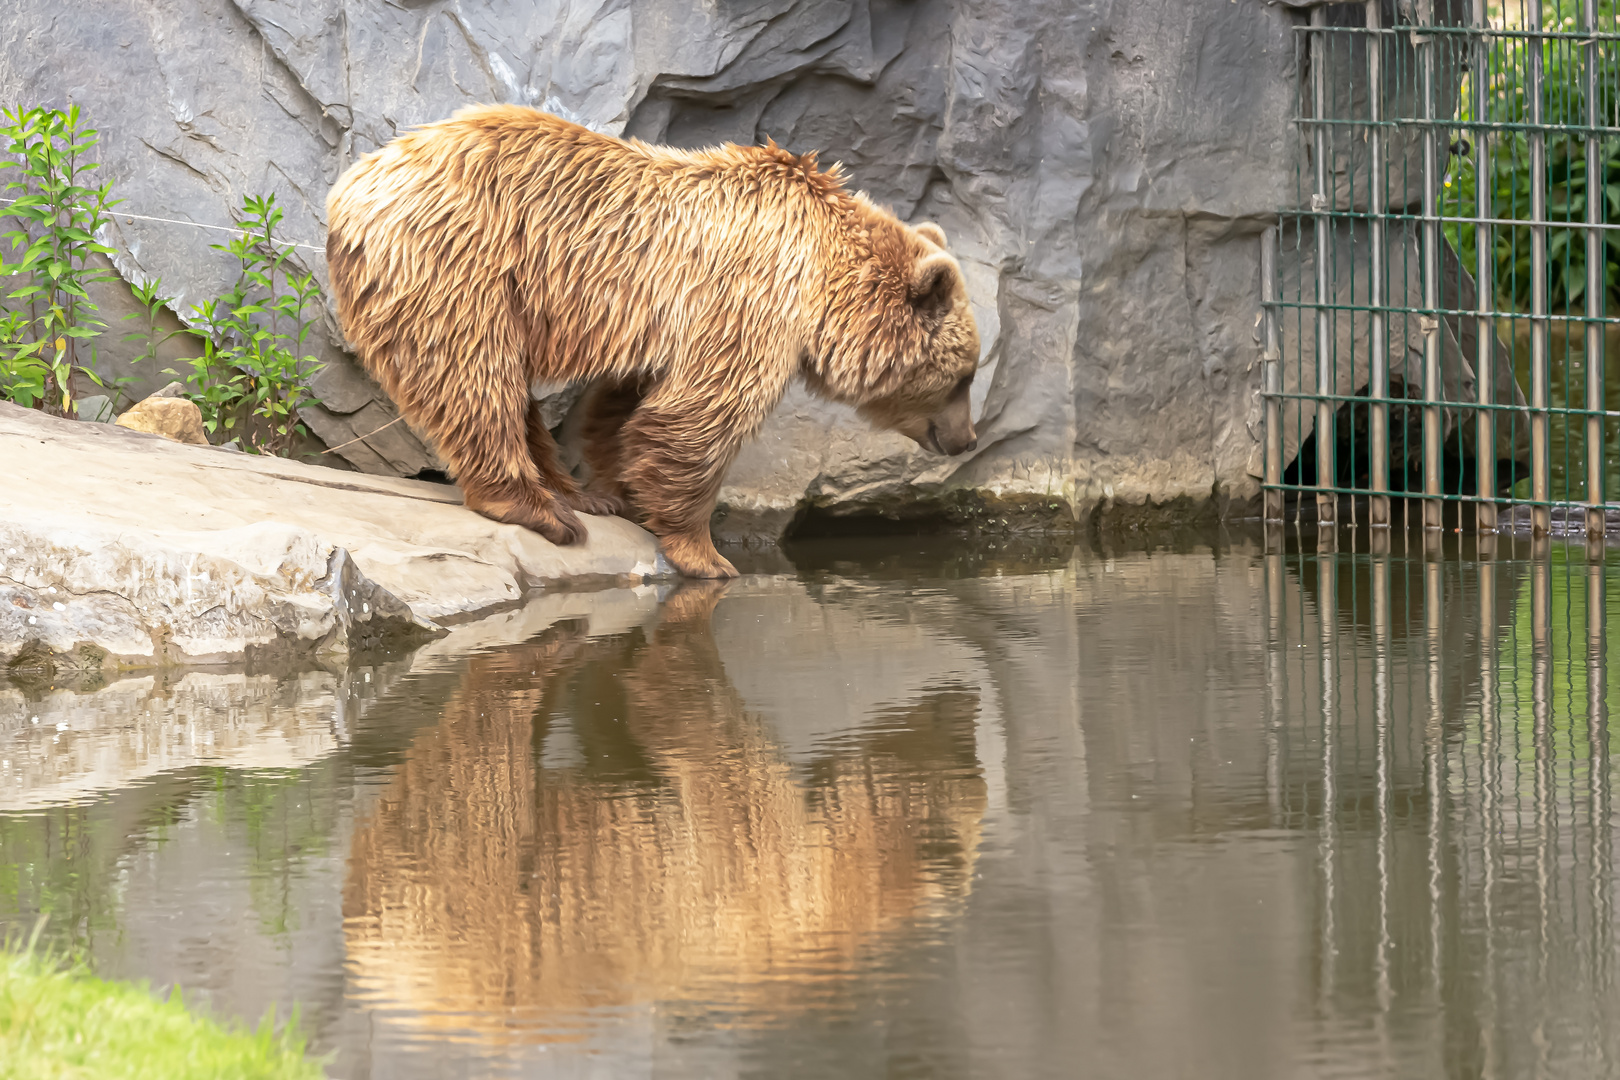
[525,501,588,546]
[469,489,589,546]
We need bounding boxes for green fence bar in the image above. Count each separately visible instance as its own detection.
[1585,0,1605,538]
[1420,15,1444,531]
[1311,7,1336,532]
[1368,0,1391,529]
[1474,0,1496,533]
[1263,226,1284,523]
[1529,0,1551,535]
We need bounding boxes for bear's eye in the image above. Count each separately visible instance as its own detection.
[952,375,972,397]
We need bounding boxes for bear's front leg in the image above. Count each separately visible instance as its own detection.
[426,374,589,547]
[618,401,742,580]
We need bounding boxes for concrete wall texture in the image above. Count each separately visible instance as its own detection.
[0,0,1312,535]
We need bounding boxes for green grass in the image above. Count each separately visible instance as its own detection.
[0,947,325,1080]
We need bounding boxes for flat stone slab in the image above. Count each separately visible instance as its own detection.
[0,404,664,670]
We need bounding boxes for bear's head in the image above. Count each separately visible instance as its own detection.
[808,208,983,457]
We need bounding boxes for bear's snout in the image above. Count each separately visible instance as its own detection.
[936,427,977,456]
[924,387,977,456]
[925,417,977,456]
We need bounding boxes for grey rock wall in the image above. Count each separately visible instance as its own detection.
[0,0,1314,534]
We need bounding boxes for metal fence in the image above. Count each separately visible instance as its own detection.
[1261,1,1619,538]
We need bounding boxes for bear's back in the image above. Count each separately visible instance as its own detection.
[327,105,856,383]
[330,105,846,265]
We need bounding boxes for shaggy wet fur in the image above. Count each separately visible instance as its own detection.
[326,105,980,577]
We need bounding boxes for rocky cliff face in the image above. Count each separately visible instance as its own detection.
[0,0,1307,536]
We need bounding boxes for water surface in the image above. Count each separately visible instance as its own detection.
[2,534,1618,1078]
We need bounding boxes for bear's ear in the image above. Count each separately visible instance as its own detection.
[909,251,959,312]
[914,222,948,249]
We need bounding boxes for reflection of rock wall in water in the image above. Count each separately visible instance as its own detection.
[0,0,1317,530]
[343,586,986,1038]
[0,627,442,812]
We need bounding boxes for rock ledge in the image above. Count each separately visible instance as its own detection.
[0,404,663,671]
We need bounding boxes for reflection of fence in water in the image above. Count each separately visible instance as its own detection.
[1264,539,1619,1074]
[1262,2,1618,537]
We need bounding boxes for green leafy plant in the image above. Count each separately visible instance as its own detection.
[1442,1,1620,315]
[120,274,181,372]
[0,104,121,414]
[170,194,323,456]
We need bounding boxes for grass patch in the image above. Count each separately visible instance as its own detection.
[0,944,325,1080]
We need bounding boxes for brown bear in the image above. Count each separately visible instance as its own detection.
[326,105,980,578]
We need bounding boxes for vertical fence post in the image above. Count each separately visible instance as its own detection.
[1263,226,1285,522]
[1584,0,1606,537]
[1474,1,1497,532]
[1367,1,1391,529]
[1529,0,1551,535]
[1312,7,1337,535]
[1420,9,1445,531]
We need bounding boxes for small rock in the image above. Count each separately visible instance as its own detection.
[148,381,187,399]
[74,395,114,423]
[114,396,209,445]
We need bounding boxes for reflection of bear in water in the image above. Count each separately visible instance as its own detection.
[326,106,982,578]
[342,583,987,1039]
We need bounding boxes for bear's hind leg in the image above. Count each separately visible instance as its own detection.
[525,400,623,517]
[579,377,646,516]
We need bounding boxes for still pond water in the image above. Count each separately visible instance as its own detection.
[3,533,1620,1078]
